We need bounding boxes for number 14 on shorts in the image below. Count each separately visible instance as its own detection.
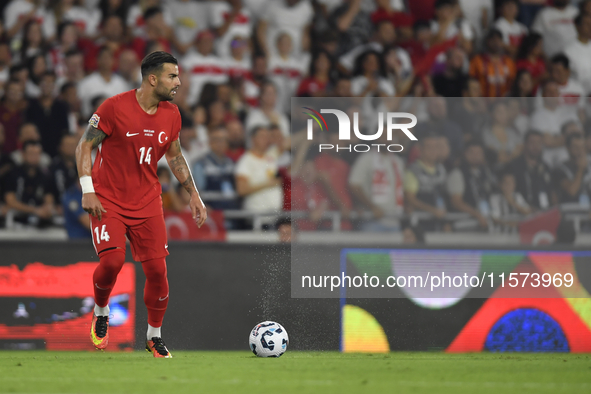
[94,224,110,244]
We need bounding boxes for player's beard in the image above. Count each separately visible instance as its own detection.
[155,84,176,102]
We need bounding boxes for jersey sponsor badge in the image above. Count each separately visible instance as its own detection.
[89,114,100,128]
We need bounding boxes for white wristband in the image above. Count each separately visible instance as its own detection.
[80,176,95,194]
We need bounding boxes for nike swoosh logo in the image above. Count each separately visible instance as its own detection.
[158,294,169,301]
[126,132,139,137]
[165,244,168,249]
[95,283,109,291]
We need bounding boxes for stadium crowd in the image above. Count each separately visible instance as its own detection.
[0,0,591,238]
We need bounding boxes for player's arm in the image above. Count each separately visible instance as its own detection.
[75,124,107,220]
[165,139,207,227]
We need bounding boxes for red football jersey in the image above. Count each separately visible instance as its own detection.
[90,90,181,217]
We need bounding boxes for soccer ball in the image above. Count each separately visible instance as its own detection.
[249,321,289,357]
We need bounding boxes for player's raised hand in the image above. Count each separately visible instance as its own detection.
[82,193,107,221]
[190,193,207,228]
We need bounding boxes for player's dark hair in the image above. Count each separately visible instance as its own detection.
[550,53,570,69]
[143,6,163,21]
[141,51,178,79]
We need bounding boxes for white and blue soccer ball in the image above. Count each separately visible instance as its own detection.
[249,321,289,357]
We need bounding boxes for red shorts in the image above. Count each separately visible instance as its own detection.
[90,209,169,262]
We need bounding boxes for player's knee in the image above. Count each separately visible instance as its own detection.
[99,249,125,272]
[143,257,167,282]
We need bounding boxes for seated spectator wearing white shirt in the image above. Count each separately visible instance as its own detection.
[532,0,578,58]
[531,80,580,166]
[536,54,587,121]
[564,13,591,95]
[494,0,528,57]
[552,133,591,205]
[211,0,254,59]
[235,125,283,214]
[224,35,251,80]
[245,81,290,141]
[269,33,309,112]
[181,29,228,107]
[77,45,129,117]
[4,0,56,41]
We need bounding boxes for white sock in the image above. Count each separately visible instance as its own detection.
[94,304,110,317]
[147,324,161,340]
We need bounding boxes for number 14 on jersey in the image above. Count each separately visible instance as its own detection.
[139,147,152,165]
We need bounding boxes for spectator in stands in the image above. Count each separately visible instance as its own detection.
[17,20,47,65]
[10,122,52,169]
[55,49,84,92]
[49,22,78,79]
[257,0,313,57]
[167,0,208,55]
[313,130,353,222]
[431,0,474,55]
[494,0,528,58]
[450,77,488,141]
[504,130,554,210]
[224,35,251,81]
[77,45,128,117]
[211,0,254,59]
[530,80,579,165]
[193,126,240,211]
[3,140,54,227]
[276,216,294,243]
[61,181,90,239]
[532,0,578,57]
[0,79,26,154]
[4,0,55,42]
[157,166,185,212]
[226,119,246,162]
[489,171,531,227]
[24,52,48,98]
[0,124,15,194]
[545,120,585,176]
[404,131,448,221]
[297,49,332,97]
[118,49,142,90]
[329,0,372,56]
[59,81,80,133]
[469,28,516,97]
[182,29,228,107]
[432,47,467,98]
[338,19,412,79]
[130,6,173,59]
[48,134,78,211]
[245,81,289,141]
[289,157,330,230]
[235,125,282,213]
[401,221,425,244]
[553,133,591,205]
[349,132,405,231]
[564,13,591,95]
[508,70,535,118]
[546,54,586,121]
[333,75,353,97]
[482,99,523,167]
[0,42,11,90]
[85,14,126,72]
[350,50,395,97]
[269,32,308,112]
[421,96,464,160]
[447,141,497,229]
[49,0,100,39]
[25,71,69,157]
[515,33,547,89]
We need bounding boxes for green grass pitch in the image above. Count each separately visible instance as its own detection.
[0,351,590,394]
